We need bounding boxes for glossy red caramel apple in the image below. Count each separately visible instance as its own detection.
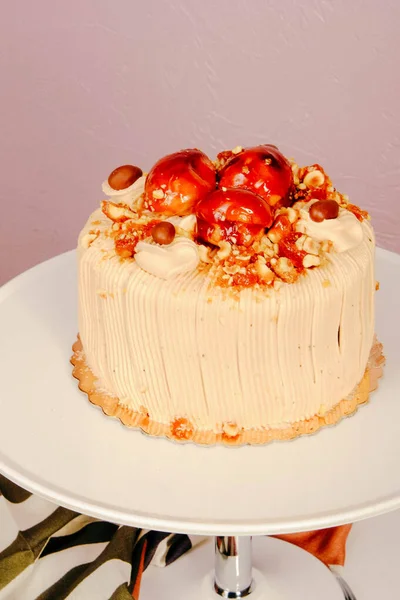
[196,188,273,247]
[218,144,293,210]
[144,149,216,216]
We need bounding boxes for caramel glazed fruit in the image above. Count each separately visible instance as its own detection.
[73,144,384,446]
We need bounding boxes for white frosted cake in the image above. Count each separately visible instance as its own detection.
[72,145,384,445]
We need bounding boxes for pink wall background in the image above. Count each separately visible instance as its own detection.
[1,1,399,285]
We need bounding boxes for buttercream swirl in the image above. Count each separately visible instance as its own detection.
[135,236,200,279]
[102,175,146,208]
[296,201,364,252]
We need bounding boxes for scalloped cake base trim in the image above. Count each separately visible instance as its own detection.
[71,336,384,447]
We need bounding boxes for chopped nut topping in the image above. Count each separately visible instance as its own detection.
[152,189,165,199]
[321,240,334,253]
[286,207,298,224]
[264,246,276,259]
[303,169,325,188]
[295,221,307,234]
[236,254,251,264]
[232,145,243,154]
[272,256,299,283]
[223,264,242,275]
[135,194,145,211]
[253,235,273,254]
[113,219,160,258]
[267,215,291,243]
[198,245,214,263]
[303,254,321,269]
[222,422,239,437]
[102,201,137,223]
[170,417,194,441]
[347,203,369,221]
[267,229,279,244]
[217,241,232,260]
[81,232,98,249]
[255,257,274,283]
[295,234,306,251]
[303,237,321,256]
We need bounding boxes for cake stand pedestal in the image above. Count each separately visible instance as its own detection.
[0,250,399,599]
[141,535,344,599]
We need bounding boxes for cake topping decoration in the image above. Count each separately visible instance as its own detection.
[196,187,273,247]
[135,236,199,280]
[166,214,197,235]
[102,166,145,207]
[144,148,216,216]
[151,221,176,245]
[108,164,143,191]
[309,199,339,222]
[170,417,194,441]
[302,169,325,189]
[217,144,294,210]
[296,201,364,252]
[94,143,370,287]
[101,200,137,223]
[113,220,160,258]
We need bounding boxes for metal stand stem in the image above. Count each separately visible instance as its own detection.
[214,536,253,598]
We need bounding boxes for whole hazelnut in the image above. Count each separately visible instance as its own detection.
[108,165,143,191]
[151,221,176,245]
[309,200,339,223]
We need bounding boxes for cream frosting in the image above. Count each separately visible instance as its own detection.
[77,209,375,432]
[135,236,200,280]
[101,175,146,208]
[296,201,364,252]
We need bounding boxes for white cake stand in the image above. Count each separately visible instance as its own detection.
[0,249,399,599]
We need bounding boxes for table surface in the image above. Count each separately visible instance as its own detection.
[0,249,399,536]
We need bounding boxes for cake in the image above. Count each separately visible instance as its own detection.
[72,144,384,445]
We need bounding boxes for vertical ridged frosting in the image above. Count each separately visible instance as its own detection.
[77,208,375,433]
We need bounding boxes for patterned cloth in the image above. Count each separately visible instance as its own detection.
[0,475,205,599]
[0,475,351,599]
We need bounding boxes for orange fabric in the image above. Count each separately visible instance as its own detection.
[274,524,352,566]
[132,539,147,599]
